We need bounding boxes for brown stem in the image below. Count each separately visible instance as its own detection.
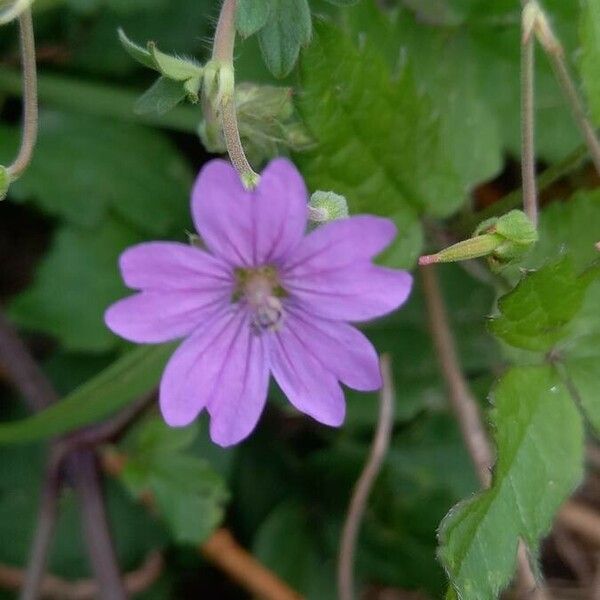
[200,529,303,600]
[337,355,394,600]
[20,457,62,600]
[69,450,127,600]
[0,311,126,600]
[0,551,162,599]
[420,265,549,599]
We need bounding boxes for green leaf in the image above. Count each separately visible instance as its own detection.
[135,76,187,115]
[0,343,174,444]
[489,258,589,352]
[258,0,312,78]
[0,111,192,234]
[118,417,229,545]
[515,189,600,435]
[580,0,600,125]
[236,0,271,37]
[9,218,142,351]
[296,20,463,267]
[439,366,584,600]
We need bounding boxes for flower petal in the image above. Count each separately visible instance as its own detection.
[281,215,397,276]
[283,308,381,391]
[270,317,346,427]
[160,308,269,441]
[104,289,227,343]
[119,242,232,291]
[207,317,270,447]
[284,265,413,322]
[191,159,254,265]
[191,158,308,267]
[253,158,308,264]
[159,308,242,427]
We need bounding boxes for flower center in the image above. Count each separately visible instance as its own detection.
[234,266,286,332]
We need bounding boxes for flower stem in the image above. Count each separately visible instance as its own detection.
[533,3,600,176]
[7,9,38,181]
[521,1,538,227]
[211,0,259,188]
[337,355,394,600]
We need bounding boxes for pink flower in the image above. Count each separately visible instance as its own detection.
[105,159,412,447]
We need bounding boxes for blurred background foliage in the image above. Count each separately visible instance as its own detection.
[0,0,599,598]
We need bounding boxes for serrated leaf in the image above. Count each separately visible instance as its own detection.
[9,218,142,352]
[135,76,187,115]
[439,366,583,600]
[489,258,589,352]
[0,111,192,235]
[580,0,600,125]
[258,0,312,78]
[0,343,174,444]
[236,0,271,37]
[296,21,464,267]
[119,417,228,545]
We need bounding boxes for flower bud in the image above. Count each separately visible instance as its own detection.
[198,83,313,165]
[419,210,538,270]
[309,191,349,222]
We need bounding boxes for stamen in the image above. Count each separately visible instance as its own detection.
[235,266,286,332]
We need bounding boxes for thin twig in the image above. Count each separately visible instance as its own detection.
[532,3,600,175]
[7,9,38,180]
[211,0,259,186]
[0,311,127,600]
[420,265,549,599]
[200,529,304,600]
[338,355,395,600]
[0,551,163,600]
[521,1,538,227]
[20,456,62,600]
[69,450,127,600]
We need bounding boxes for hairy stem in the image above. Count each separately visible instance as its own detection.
[337,355,394,600]
[521,2,538,227]
[533,5,600,175]
[7,9,38,180]
[420,265,549,599]
[211,0,258,186]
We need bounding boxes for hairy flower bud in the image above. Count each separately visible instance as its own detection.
[309,191,349,222]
